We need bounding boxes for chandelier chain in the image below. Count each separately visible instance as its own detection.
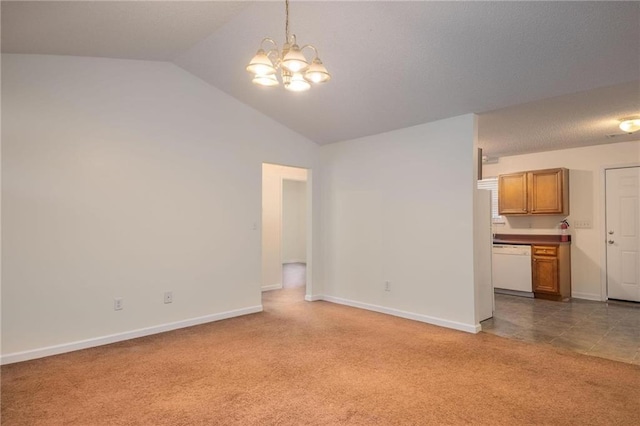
[285,0,290,41]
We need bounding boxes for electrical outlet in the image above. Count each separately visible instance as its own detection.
[164,291,173,304]
[114,297,123,311]
[573,219,592,229]
[384,281,391,292]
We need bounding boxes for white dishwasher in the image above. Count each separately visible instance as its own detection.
[492,244,533,297]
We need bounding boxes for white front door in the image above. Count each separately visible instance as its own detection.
[606,167,640,302]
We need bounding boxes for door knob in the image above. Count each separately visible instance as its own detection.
[608,240,615,244]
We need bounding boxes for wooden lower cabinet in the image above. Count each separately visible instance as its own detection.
[532,244,571,301]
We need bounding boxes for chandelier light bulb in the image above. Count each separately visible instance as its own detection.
[619,118,640,133]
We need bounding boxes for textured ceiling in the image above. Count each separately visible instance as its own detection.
[479,81,640,157]
[1,1,250,61]
[2,1,639,157]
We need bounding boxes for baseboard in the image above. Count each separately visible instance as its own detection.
[571,291,603,301]
[1,305,263,365]
[283,260,306,265]
[321,295,480,334]
[261,284,283,292]
[495,288,534,298]
[304,294,323,302]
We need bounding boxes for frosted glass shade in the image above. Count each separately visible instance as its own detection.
[304,58,331,83]
[281,44,309,73]
[246,50,276,76]
[284,73,311,92]
[253,74,279,87]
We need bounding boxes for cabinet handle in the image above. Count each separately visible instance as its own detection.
[608,240,615,245]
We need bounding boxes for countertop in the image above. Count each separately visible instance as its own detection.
[493,234,571,245]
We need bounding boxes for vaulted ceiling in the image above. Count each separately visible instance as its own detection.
[2,1,639,157]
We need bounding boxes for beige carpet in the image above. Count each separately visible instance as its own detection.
[2,287,639,425]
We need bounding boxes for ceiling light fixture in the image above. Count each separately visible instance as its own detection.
[619,117,640,134]
[246,0,330,92]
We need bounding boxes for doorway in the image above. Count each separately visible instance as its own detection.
[282,179,307,290]
[261,163,309,299]
[605,166,640,302]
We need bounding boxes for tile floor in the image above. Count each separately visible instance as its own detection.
[481,293,640,365]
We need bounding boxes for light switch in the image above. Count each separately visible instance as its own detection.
[573,219,592,229]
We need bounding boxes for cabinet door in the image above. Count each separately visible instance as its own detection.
[532,256,559,293]
[498,172,528,215]
[529,169,567,215]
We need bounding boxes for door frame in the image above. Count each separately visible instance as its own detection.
[261,163,314,300]
[600,163,640,301]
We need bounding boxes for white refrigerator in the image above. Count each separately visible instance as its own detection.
[474,189,494,322]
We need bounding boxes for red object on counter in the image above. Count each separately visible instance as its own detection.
[560,221,569,242]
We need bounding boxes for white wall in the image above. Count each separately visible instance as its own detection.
[282,180,307,263]
[0,54,508,360]
[320,114,479,332]
[483,140,640,300]
[261,164,307,291]
[1,54,320,362]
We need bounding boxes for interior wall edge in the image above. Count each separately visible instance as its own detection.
[304,295,323,302]
[321,295,481,334]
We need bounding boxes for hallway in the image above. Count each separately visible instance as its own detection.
[282,262,306,289]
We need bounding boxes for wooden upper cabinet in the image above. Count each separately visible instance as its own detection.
[498,172,528,214]
[529,169,569,215]
[498,168,569,216]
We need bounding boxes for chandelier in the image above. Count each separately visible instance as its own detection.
[246,0,331,92]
